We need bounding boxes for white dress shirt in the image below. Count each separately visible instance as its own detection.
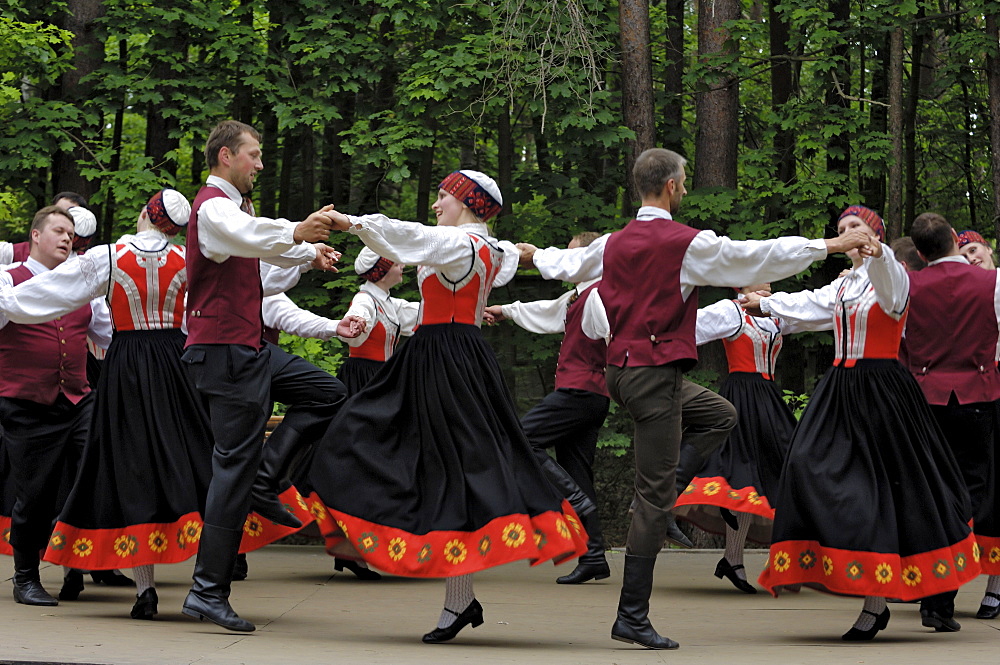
[0,241,15,266]
[499,278,601,335]
[262,293,343,341]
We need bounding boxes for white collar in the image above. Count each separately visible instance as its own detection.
[24,256,52,275]
[926,254,970,267]
[206,175,244,205]
[360,281,390,301]
[635,206,674,221]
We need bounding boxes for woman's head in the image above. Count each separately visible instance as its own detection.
[433,170,502,226]
[356,247,405,289]
[837,205,883,262]
[958,230,995,270]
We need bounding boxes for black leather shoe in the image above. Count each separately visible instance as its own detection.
[422,599,484,643]
[976,592,1000,620]
[14,578,59,606]
[251,492,302,529]
[557,560,611,584]
[611,554,680,650]
[131,588,158,620]
[334,558,382,580]
[665,519,694,549]
[233,554,248,581]
[842,607,890,641]
[921,608,961,632]
[611,617,680,649]
[183,590,255,632]
[58,569,85,601]
[714,557,757,594]
[91,570,135,586]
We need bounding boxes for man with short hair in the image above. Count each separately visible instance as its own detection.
[518,147,869,649]
[0,206,112,606]
[180,120,347,633]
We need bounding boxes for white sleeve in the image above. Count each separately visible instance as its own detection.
[88,297,114,349]
[339,292,378,347]
[531,234,609,283]
[198,197,315,265]
[0,242,13,266]
[0,246,111,324]
[262,294,339,341]
[581,288,610,342]
[500,289,575,335]
[696,299,743,345]
[260,262,307,296]
[682,231,829,288]
[494,240,520,287]
[759,279,840,332]
[391,298,420,336]
[345,214,476,268]
[864,244,909,317]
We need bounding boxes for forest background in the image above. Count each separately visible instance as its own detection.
[2,0,1000,544]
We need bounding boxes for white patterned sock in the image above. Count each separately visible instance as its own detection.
[852,596,887,631]
[984,575,1000,607]
[132,565,155,595]
[438,574,475,629]
[724,512,752,578]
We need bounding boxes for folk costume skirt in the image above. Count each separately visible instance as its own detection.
[308,323,588,577]
[977,403,1000,575]
[42,329,302,570]
[758,359,981,600]
[337,357,383,395]
[673,372,795,544]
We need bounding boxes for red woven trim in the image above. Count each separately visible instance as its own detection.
[40,487,315,568]
[975,533,1000,575]
[758,532,982,601]
[674,476,775,520]
[317,499,588,577]
[0,515,11,556]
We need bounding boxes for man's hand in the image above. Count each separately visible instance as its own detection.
[742,291,766,317]
[337,314,367,339]
[825,230,870,255]
[483,305,505,325]
[858,234,884,259]
[516,242,538,268]
[294,205,336,243]
[311,244,341,272]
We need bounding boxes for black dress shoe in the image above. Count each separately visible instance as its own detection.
[976,592,1000,620]
[422,599,484,643]
[14,579,59,606]
[557,560,611,584]
[921,608,961,632]
[334,558,382,580]
[233,553,249,581]
[58,569,85,601]
[130,588,158,620]
[251,492,302,529]
[714,557,757,594]
[91,570,135,587]
[665,519,694,549]
[842,607,890,641]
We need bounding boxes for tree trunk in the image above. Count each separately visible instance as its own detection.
[101,39,128,243]
[904,9,926,226]
[888,27,904,241]
[694,0,740,194]
[231,0,255,124]
[860,34,889,213]
[824,0,851,226]
[662,0,685,151]
[986,13,1000,239]
[768,0,795,225]
[497,101,514,224]
[297,125,315,220]
[619,0,655,208]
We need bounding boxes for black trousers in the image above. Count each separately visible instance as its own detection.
[0,393,93,552]
[182,343,346,530]
[929,399,995,525]
[521,387,610,504]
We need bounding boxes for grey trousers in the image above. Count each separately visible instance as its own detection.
[607,364,735,557]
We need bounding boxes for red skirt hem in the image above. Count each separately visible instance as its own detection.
[318,499,588,577]
[36,487,314,569]
[758,531,982,600]
[976,533,1000,575]
[673,476,775,520]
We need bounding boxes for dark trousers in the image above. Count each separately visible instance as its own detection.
[0,393,93,552]
[607,365,734,556]
[521,387,610,504]
[929,399,995,525]
[675,379,740,493]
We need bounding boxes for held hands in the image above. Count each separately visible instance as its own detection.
[311,244,341,272]
[337,314,367,339]
[825,229,871,255]
[857,234,883,259]
[741,291,765,317]
[482,305,505,326]
[516,242,538,268]
[294,205,337,243]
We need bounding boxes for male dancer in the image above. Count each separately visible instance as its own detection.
[0,206,111,605]
[517,148,869,649]
[907,213,1000,626]
[181,119,346,632]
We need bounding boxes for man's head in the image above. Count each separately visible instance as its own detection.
[205,120,263,194]
[633,148,687,213]
[890,237,926,272]
[28,205,75,269]
[52,191,87,211]
[910,212,958,263]
[568,231,601,250]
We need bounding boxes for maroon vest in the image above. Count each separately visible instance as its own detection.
[185,186,265,349]
[601,218,701,368]
[0,265,91,405]
[554,281,609,396]
[262,326,280,345]
[12,242,29,262]
[905,261,1000,405]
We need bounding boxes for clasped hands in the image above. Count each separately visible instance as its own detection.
[294,204,357,272]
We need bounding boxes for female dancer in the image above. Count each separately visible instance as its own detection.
[750,206,980,640]
[673,284,799,593]
[958,230,996,270]
[309,170,588,643]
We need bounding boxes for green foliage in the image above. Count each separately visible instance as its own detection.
[782,389,811,420]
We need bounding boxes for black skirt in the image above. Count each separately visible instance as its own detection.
[673,372,796,544]
[759,360,980,600]
[308,323,587,577]
[42,329,304,569]
[337,357,383,395]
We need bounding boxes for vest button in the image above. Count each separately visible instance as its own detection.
[650,335,656,341]
[59,379,65,384]
[61,339,66,344]
[59,327,64,331]
[921,367,927,373]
